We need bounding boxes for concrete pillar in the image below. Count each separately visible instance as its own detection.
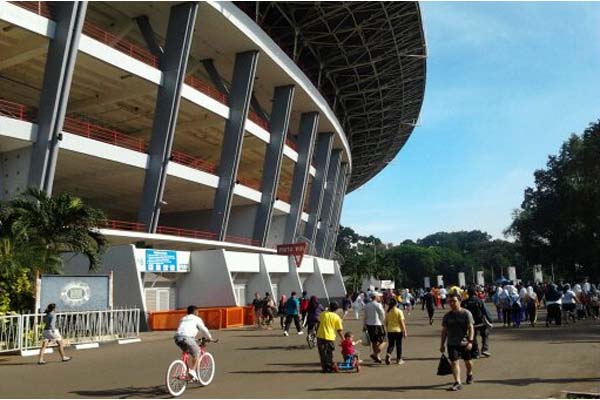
[28,2,87,194]
[138,2,198,232]
[210,51,259,240]
[323,164,348,258]
[314,150,341,256]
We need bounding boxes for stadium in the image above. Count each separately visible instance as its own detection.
[0,1,426,325]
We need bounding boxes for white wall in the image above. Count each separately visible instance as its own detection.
[177,249,237,307]
[227,205,258,238]
[0,147,31,200]
[323,260,347,301]
[266,215,286,248]
[301,258,329,302]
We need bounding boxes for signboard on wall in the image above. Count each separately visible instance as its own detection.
[477,270,485,286]
[533,265,543,283]
[458,272,466,288]
[38,275,111,312]
[424,277,431,289]
[508,266,517,283]
[277,243,307,268]
[436,275,444,287]
[134,249,190,273]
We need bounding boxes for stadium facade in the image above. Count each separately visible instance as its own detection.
[0,1,426,319]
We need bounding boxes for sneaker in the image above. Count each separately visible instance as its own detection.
[188,369,198,382]
[385,354,391,365]
[297,331,304,335]
[448,383,463,391]
[283,331,289,337]
[61,357,72,362]
[466,374,473,384]
[37,360,46,365]
[481,351,491,357]
[397,359,406,365]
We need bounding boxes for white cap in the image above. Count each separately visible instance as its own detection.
[370,291,382,298]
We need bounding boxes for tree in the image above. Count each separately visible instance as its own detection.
[0,188,107,312]
[506,120,600,281]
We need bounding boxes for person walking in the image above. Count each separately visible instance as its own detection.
[252,292,264,328]
[262,292,276,329]
[38,303,72,365]
[283,291,303,336]
[439,286,448,309]
[492,287,503,322]
[462,286,492,358]
[385,298,407,365]
[342,293,353,319]
[316,302,344,373]
[562,284,579,324]
[363,291,386,363]
[440,293,475,391]
[545,284,562,327]
[300,290,310,327]
[277,294,288,330]
[526,286,539,327]
[306,296,325,336]
[352,292,365,320]
[422,287,436,325]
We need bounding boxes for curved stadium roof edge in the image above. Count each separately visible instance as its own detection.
[233,1,427,192]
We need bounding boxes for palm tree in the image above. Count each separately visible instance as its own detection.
[0,187,107,272]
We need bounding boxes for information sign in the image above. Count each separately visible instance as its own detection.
[145,249,178,272]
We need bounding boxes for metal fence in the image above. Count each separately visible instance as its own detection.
[0,308,140,353]
[0,314,22,353]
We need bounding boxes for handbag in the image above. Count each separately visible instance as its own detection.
[437,354,453,376]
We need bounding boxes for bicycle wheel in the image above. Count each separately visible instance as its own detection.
[196,352,215,386]
[166,359,188,397]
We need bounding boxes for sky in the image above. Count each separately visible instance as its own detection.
[340,1,600,244]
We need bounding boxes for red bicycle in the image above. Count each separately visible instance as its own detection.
[165,337,218,397]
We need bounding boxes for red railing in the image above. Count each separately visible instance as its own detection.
[156,225,217,241]
[236,175,262,191]
[11,1,51,18]
[171,150,218,174]
[63,117,146,153]
[248,111,269,131]
[82,21,158,68]
[0,99,33,121]
[184,75,228,105]
[285,137,298,151]
[225,234,260,247]
[101,219,146,232]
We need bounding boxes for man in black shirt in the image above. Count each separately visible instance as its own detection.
[462,286,493,358]
[422,287,436,325]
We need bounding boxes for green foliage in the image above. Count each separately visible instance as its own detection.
[506,120,600,281]
[0,188,107,312]
[337,226,523,289]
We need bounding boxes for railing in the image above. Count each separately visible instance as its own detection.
[0,98,35,122]
[10,1,52,18]
[225,234,260,247]
[63,118,147,153]
[156,225,218,241]
[82,21,158,68]
[184,75,228,105]
[171,150,217,174]
[0,315,22,353]
[100,219,146,232]
[19,308,140,352]
[248,111,269,131]
[236,175,262,191]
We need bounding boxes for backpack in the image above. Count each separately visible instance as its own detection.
[465,298,484,325]
[300,298,309,313]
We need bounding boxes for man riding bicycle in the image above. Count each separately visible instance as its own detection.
[174,305,215,382]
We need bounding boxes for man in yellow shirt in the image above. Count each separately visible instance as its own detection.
[316,301,345,372]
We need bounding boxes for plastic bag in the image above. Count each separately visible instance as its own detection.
[437,354,453,376]
[361,328,371,346]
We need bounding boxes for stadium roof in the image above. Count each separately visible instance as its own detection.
[235,1,427,192]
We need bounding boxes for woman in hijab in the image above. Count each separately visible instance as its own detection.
[590,284,599,320]
[352,292,365,320]
[306,296,325,335]
[492,287,503,322]
[545,284,563,327]
[519,287,529,322]
[277,294,288,330]
[499,286,511,327]
[526,286,538,327]
[509,286,522,328]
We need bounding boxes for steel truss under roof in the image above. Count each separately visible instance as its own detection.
[235,1,427,192]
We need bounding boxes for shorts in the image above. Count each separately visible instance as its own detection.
[174,335,200,357]
[447,345,472,362]
[42,329,62,342]
[366,325,386,344]
[563,303,576,312]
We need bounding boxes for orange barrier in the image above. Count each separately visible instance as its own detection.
[149,306,254,331]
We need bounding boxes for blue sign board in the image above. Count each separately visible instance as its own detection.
[145,249,178,272]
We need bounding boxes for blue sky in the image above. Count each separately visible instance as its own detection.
[340,1,600,244]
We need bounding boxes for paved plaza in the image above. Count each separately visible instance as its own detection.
[1,308,599,398]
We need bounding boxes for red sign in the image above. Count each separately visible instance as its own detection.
[277,243,307,268]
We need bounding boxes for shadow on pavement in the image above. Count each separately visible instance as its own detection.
[267,362,322,367]
[71,385,169,398]
[230,369,323,374]
[476,377,600,387]
[236,345,307,351]
[308,383,449,393]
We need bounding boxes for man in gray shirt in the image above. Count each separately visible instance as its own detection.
[440,293,475,391]
[363,291,386,363]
